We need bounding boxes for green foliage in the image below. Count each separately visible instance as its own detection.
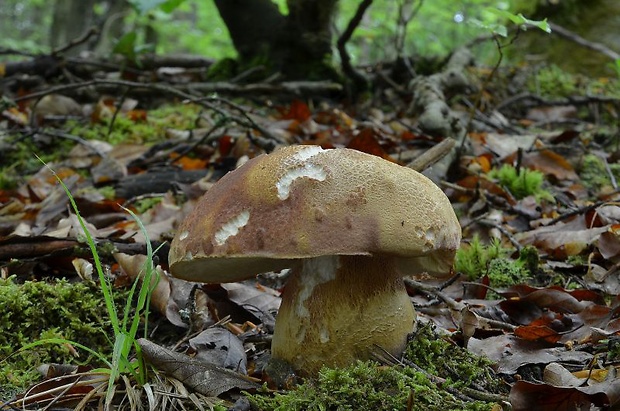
[488,164,554,202]
[455,235,507,280]
[468,7,550,37]
[249,323,503,410]
[14,161,161,405]
[0,276,116,393]
[456,236,537,288]
[528,65,579,98]
[579,154,620,193]
[129,0,187,15]
[405,323,503,392]
[134,197,163,213]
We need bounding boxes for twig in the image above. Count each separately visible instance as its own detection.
[30,128,108,157]
[52,27,99,56]
[549,22,620,61]
[407,138,455,172]
[13,79,285,149]
[475,218,522,251]
[542,201,606,226]
[496,92,620,111]
[394,0,423,58]
[336,0,372,89]
[404,278,464,312]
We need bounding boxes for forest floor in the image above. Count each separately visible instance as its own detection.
[1,53,620,411]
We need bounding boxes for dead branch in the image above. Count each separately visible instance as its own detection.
[336,0,373,89]
[549,22,620,61]
[406,137,455,172]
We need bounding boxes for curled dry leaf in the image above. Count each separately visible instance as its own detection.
[138,338,260,396]
[114,252,189,327]
[189,327,248,374]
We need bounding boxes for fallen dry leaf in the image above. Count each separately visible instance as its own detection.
[138,338,260,396]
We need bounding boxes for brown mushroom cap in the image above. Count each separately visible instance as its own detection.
[169,145,461,282]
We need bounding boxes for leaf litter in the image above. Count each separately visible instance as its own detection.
[0,66,619,410]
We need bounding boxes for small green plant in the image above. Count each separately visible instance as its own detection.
[469,7,550,38]
[456,236,537,288]
[14,158,161,406]
[488,164,554,202]
[455,235,507,280]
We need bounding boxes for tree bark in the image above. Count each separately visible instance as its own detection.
[214,0,339,80]
[50,0,96,55]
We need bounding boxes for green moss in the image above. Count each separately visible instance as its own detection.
[488,164,554,202]
[456,237,537,288]
[248,324,505,411]
[0,276,117,395]
[455,235,507,280]
[68,103,201,146]
[486,257,531,288]
[405,323,503,393]
[579,154,620,193]
[526,64,620,98]
[527,65,578,98]
[0,169,19,190]
[133,197,163,213]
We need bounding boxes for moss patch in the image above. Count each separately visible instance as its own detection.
[579,154,620,194]
[455,236,537,289]
[488,164,554,202]
[0,276,118,397]
[248,324,506,410]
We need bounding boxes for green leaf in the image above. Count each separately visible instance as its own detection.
[129,0,186,15]
[113,31,138,60]
[488,8,551,33]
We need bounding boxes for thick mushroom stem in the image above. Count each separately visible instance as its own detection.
[271,255,416,376]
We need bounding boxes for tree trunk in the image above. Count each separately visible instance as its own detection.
[214,0,339,80]
[50,0,96,55]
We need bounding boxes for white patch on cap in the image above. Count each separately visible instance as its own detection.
[214,210,251,246]
[179,230,189,241]
[276,146,327,200]
[292,145,324,161]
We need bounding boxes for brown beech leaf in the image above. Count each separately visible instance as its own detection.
[114,252,190,328]
[468,334,593,374]
[514,324,561,344]
[346,128,394,161]
[516,215,609,259]
[138,338,260,396]
[519,148,579,181]
[510,366,620,411]
[189,327,248,374]
[509,380,595,411]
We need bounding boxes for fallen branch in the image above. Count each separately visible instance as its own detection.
[549,22,620,61]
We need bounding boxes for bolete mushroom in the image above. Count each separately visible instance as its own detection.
[169,145,461,376]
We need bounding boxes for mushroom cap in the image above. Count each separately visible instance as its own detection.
[169,145,461,283]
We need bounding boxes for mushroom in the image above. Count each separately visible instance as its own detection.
[168,145,461,376]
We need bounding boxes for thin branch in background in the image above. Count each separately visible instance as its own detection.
[167,120,226,165]
[549,22,619,61]
[13,79,286,151]
[336,0,373,89]
[461,29,522,154]
[394,0,423,58]
[52,26,99,56]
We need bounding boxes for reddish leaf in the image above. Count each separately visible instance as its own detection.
[515,324,561,343]
[346,128,394,161]
[510,380,595,411]
[279,99,311,122]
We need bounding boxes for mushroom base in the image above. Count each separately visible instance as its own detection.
[270,255,416,376]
